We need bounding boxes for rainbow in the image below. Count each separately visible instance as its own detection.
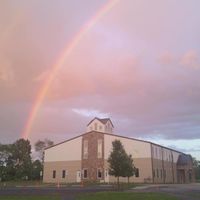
[22,0,120,139]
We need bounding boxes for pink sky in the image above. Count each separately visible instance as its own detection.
[0,0,200,159]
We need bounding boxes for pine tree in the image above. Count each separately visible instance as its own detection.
[108,140,135,189]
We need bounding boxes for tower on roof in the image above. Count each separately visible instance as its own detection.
[86,117,114,133]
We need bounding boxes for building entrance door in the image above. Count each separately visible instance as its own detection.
[76,171,81,183]
[104,169,109,183]
[177,169,185,183]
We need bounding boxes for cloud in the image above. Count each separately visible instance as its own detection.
[46,52,140,100]
[158,52,175,65]
[0,57,15,86]
[72,108,109,118]
[0,0,200,162]
[147,138,200,157]
[168,145,200,154]
[180,50,199,69]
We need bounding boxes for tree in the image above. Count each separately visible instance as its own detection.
[31,160,43,180]
[193,157,200,181]
[11,139,32,180]
[33,139,54,180]
[123,154,135,183]
[34,139,54,162]
[108,140,135,188]
[0,139,32,181]
[0,144,13,181]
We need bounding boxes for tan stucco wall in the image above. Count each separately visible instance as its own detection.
[104,158,153,183]
[43,161,81,183]
[104,134,151,159]
[44,136,82,162]
[152,158,177,183]
[172,151,180,163]
[151,144,181,163]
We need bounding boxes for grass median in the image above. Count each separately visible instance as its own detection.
[0,196,60,200]
[76,192,178,200]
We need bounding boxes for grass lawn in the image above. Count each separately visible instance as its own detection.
[0,195,60,200]
[191,193,200,198]
[76,192,178,200]
[0,181,44,187]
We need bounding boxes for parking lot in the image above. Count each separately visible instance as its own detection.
[0,183,199,200]
[132,183,200,200]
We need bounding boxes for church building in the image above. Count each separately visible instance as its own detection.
[43,117,195,184]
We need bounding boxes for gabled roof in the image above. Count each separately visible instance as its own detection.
[177,154,192,166]
[45,130,183,155]
[87,117,114,127]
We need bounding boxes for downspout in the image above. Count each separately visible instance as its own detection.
[161,148,165,184]
[150,143,154,184]
[171,151,175,183]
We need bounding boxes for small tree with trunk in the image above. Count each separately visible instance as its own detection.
[123,154,135,183]
[108,140,135,189]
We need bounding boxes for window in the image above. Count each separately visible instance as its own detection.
[152,147,154,158]
[155,148,157,158]
[107,123,110,131]
[157,169,159,178]
[94,123,97,130]
[164,169,166,178]
[153,169,155,178]
[99,125,102,130]
[97,168,102,179]
[97,139,102,158]
[159,148,162,159]
[62,170,66,178]
[135,168,139,177]
[105,124,107,131]
[83,169,88,179]
[189,170,192,181]
[160,169,162,179]
[105,169,108,177]
[53,170,56,179]
[83,140,88,159]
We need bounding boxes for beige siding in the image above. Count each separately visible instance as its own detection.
[151,144,181,183]
[104,121,113,133]
[44,137,82,162]
[86,119,104,132]
[172,151,180,163]
[43,161,81,183]
[152,144,180,163]
[86,119,113,133]
[104,158,153,183]
[152,144,162,160]
[104,134,151,159]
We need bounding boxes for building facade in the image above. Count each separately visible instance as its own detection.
[43,118,195,184]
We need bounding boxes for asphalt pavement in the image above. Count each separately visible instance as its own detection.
[0,185,114,200]
[131,183,200,200]
[0,183,199,200]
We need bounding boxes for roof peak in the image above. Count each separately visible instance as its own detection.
[87,117,114,127]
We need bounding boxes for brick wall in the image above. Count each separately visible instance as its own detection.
[81,131,104,181]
